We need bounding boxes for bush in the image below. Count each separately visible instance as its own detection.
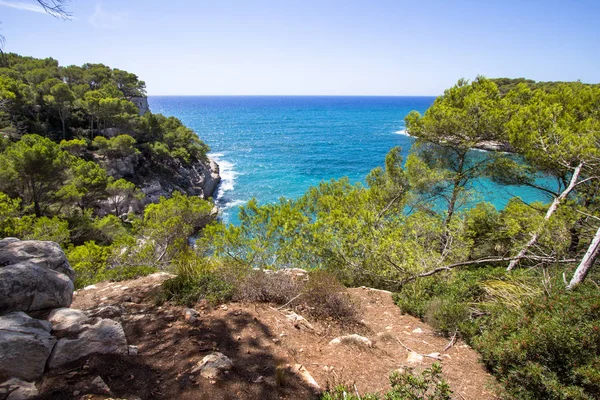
[161,274,235,306]
[301,270,358,322]
[394,266,600,400]
[235,269,300,304]
[321,363,452,400]
[473,284,600,400]
[424,298,469,335]
[158,251,240,306]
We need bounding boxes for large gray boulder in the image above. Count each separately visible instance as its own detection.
[0,312,56,381]
[0,239,74,315]
[0,239,74,281]
[48,319,128,369]
[0,263,74,315]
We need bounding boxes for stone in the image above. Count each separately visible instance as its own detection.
[0,312,56,381]
[90,376,111,395]
[0,239,74,281]
[47,308,91,336]
[286,312,314,330]
[0,263,74,314]
[329,334,373,348]
[191,352,233,380]
[184,308,199,323]
[0,378,39,400]
[412,327,424,334]
[128,345,139,355]
[86,305,123,319]
[0,239,75,315]
[406,351,424,364]
[48,319,128,369]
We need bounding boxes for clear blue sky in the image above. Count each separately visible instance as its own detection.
[1,0,598,95]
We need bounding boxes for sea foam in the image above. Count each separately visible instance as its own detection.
[208,152,238,201]
[394,129,411,136]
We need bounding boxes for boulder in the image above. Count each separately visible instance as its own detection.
[0,239,75,315]
[85,305,123,320]
[0,378,38,400]
[0,312,56,381]
[0,239,74,281]
[47,308,91,337]
[191,352,233,380]
[48,319,127,369]
[0,263,74,314]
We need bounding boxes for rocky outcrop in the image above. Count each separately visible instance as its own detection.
[0,239,74,281]
[100,153,140,178]
[0,238,129,392]
[474,140,514,153]
[0,312,56,381]
[130,96,149,115]
[139,156,221,203]
[0,239,74,314]
[48,318,128,368]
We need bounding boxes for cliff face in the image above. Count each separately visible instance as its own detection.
[138,156,221,204]
[130,96,150,115]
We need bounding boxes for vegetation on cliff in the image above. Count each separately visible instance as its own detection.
[0,53,216,289]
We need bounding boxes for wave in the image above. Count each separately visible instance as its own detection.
[394,129,411,137]
[394,129,410,136]
[208,152,238,200]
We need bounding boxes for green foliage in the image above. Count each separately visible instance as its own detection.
[141,191,214,260]
[159,252,236,306]
[93,134,139,158]
[67,241,110,288]
[0,134,71,216]
[67,241,157,289]
[473,284,600,400]
[106,178,144,216]
[321,364,452,400]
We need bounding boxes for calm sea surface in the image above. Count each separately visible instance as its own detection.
[148,96,547,224]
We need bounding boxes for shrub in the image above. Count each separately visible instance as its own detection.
[301,270,358,322]
[321,363,452,400]
[473,284,600,400]
[424,298,469,335]
[158,251,240,306]
[235,269,300,304]
[161,273,235,306]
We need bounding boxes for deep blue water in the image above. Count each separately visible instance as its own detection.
[148,96,548,224]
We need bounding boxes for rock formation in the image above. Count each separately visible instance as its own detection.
[0,238,129,399]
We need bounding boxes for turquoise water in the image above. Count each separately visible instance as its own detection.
[148,96,548,224]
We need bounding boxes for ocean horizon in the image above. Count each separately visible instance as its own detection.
[148,95,549,224]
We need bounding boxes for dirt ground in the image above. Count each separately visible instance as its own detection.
[37,273,500,400]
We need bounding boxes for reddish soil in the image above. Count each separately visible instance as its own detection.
[37,273,500,400]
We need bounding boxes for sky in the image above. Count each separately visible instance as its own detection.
[0,0,598,96]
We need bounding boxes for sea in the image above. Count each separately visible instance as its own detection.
[148,96,549,225]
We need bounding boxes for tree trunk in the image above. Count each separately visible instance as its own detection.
[567,225,600,289]
[60,111,66,140]
[507,163,583,271]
